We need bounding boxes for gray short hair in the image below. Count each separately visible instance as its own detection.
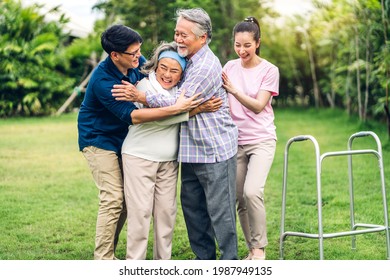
[141,41,179,75]
[175,8,212,43]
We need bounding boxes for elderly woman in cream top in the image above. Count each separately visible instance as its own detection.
[121,42,221,260]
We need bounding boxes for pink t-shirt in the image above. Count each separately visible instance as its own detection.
[223,58,279,145]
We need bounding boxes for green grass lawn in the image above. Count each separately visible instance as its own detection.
[0,108,389,260]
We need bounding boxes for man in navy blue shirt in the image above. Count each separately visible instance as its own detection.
[77,24,201,260]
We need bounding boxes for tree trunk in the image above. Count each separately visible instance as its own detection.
[363,27,371,123]
[302,30,321,109]
[329,44,336,108]
[286,40,305,105]
[381,0,388,42]
[354,28,362,120]
[380,0,390,137]
[345,42,353,116]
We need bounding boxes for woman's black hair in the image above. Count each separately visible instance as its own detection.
[232,16,261,55]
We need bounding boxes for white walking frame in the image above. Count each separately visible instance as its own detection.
[279,131,390,260]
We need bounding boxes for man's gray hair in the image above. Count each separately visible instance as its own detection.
[141,41,179,75]
[175,8,212,43]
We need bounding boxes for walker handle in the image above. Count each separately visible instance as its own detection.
[293,136,310,142]
[352,131,371,138]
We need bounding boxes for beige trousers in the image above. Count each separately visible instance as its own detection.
[122,154,178,260]
[236,140,276,250]
[82,146,127,260]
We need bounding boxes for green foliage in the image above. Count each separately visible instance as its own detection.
[268,0,389,123]
[64,35,102,80]
[1,0,389,125]
[0,0,75,116]
[94,0,272,61]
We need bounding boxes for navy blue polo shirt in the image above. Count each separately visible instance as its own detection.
[77,55,146,154]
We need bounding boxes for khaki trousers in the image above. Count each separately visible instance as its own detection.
[82,146,127,260]
[122,154,178,260]
[236,140,276,250]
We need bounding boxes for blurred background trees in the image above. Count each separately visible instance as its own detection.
[1,0,389,132]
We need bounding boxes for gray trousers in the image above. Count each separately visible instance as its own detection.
[180,155,238,260]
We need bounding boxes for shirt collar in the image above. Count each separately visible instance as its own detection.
[106,56,126,81]
[187,44,209,66]
[106,55,146,83]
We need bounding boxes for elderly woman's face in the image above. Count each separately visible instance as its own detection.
[155,58,183,90]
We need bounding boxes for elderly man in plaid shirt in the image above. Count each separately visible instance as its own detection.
[112,8,238,260]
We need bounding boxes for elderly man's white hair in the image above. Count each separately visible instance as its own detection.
[175,8,212,44]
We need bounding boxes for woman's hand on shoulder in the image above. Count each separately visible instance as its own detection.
[222,72,238,97]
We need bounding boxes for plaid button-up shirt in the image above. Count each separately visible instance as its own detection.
[146,45,238,163]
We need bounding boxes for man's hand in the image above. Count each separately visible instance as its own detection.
[189,96,222,117]
[198,96,223,113]
[112,80,147,104]
[174,89,203,113]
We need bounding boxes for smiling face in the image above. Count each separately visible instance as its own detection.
[111,42,142,75]
[174,17,206,59]
[155,57,183,90]
[234,31,260,65]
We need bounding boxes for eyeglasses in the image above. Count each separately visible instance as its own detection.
[121,48,140,57]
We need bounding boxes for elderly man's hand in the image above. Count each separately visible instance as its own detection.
[112,80,146,104]
[174,89,203,113]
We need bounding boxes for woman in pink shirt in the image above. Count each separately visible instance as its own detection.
[222,16,279,260]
